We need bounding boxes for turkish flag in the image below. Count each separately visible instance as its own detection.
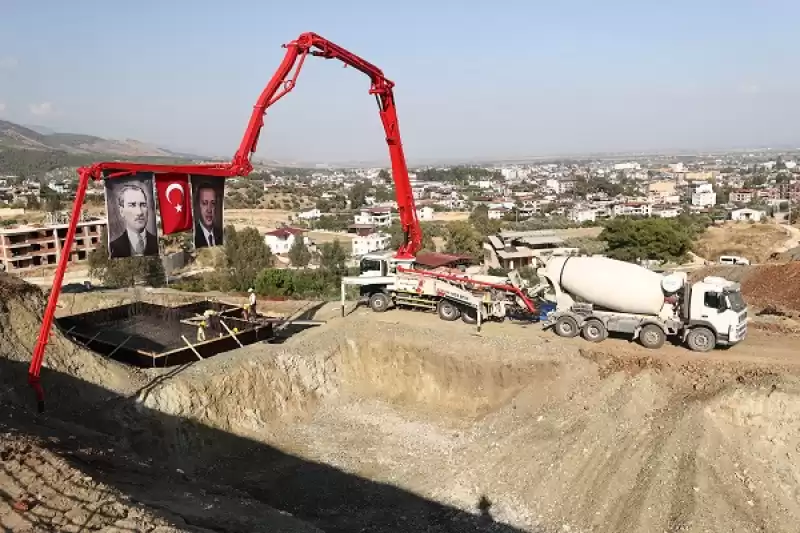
[155,172,193,234]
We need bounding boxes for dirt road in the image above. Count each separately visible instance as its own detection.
[774,223,800,254]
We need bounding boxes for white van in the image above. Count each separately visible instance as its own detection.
[718,255,750,266]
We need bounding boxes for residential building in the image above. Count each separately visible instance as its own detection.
[729,189,755,204]
[731,208,766,222]
[545,178,575,194]
[264,226,311,255]
[296,208,321,220]
[778,182,800,202]
[613,202,653,217]
[483,230,580,270]
[0,218,106,272]
[488,207,507,220]
[690,182,717,207]
[352,231,390,256]
[354,206,392,227]
[416,206,435,221]
[47,181,72,194]
[653,206,680,218]
[568,207,597,224]
[686,171,715,182]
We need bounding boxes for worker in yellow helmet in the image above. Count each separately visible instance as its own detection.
[247,288,257,321]
[197,320,207,343]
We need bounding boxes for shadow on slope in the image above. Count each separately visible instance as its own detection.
[0,357,538,533]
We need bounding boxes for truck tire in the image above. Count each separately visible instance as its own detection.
[639,324,666,349]
[369,292,390,313]
[554,316,580,338]
[581,319,607,342]
[686,327,715,353]
[461,307,478,324]
[437,300,461,321]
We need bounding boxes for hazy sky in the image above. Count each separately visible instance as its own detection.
[1,0,799,163]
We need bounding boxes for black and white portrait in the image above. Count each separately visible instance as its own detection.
[104,172,160,258]
[191,175,225,249]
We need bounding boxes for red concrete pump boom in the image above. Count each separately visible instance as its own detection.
[232,32,421,258]
[27,32,421,412]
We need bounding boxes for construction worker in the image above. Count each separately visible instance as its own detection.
[247,288,257,321]
[197,321,207,342]
[203,308,219,332]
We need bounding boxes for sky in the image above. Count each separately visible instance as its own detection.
[1,0,800,164]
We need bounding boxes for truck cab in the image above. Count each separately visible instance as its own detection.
[356,250,415,279]
[340,251,414,311]
[683,276,748,349]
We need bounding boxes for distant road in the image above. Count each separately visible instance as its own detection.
[773,223,800,254]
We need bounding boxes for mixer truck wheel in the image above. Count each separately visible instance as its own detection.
[686,327,715,353]
[554,316,579,338]
[581,319,607,342]
[437,300,461,321]
[639,324,666,349]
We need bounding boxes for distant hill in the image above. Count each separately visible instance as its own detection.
[23,124,57,135]
[0,119,205,159]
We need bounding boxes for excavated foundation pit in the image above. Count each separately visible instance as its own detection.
[5,277,800,533]
[55,300,319,367]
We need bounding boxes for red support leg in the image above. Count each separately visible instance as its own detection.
[28,169,91,413]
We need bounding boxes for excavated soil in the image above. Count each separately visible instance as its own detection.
[3,275,800,532]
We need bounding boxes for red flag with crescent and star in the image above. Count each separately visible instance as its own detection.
[154,172,193,235]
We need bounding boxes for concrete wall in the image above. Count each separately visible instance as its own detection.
[161,250,188,275]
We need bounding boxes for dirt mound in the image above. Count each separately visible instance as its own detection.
[0,274,142,410]
[691,262,800,314]
[440,350,800,532]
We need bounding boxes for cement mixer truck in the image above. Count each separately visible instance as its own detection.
[534,256,748,352]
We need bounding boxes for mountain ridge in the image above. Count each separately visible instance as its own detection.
[0,119,206,159]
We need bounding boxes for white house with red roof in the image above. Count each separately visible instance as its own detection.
[263,226,312,255]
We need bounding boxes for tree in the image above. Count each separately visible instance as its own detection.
[599,218,693,264]
[288,236,312,267]
[468,205,502,236]
[45,192,62,212]
[87,229,112,281]
[374,185,394,203]
[87,228,166,288]
[444,221,484,259]
[378,169,391,184]
[348,181,370,209]
[143,255,166,287]
[26,196,41,210]
[319,239,347,274]
[224,225,273,291]
[388,222,435,252]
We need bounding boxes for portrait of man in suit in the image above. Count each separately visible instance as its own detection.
[192,176,225,249]
[105,176,160,258]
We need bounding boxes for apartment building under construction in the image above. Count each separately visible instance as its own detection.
[0,218,107,272]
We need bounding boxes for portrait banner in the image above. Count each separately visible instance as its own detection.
[155,172,193,235]
[190,175,225,249]
[103,171,160,259]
